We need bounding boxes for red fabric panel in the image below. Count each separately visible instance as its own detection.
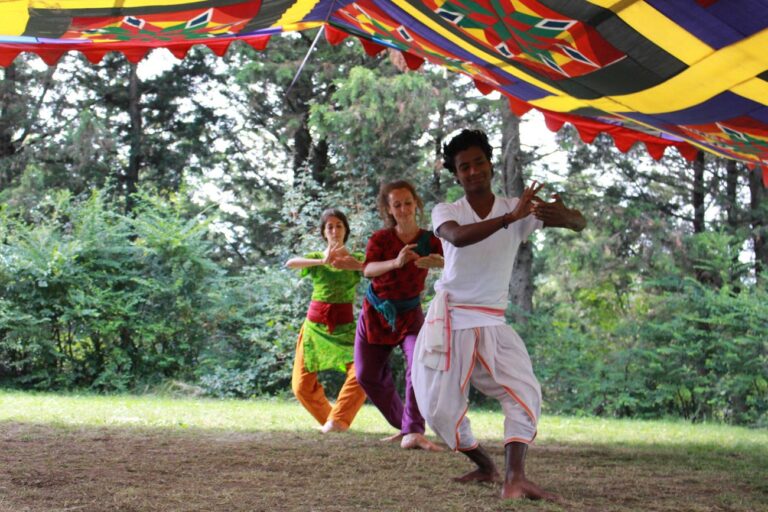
[542,112,565,132]
[359,38,386,56]
[82,49,108,64]
[245,35,270,50]
[166,43,194,60]
[324,25,349,46]
[0,49,20,67]
[36,49,66,65]
[122,47,150,63]
[205,40,231,56]
[306,301,354,334]
[677,144,700,161]
[644,142,667,160]
[473,78,495,96]
[540,109,699,161]
[575,124,599,143]
[612,134,635,153]
[401,51,424,70]
[506,95,532,117]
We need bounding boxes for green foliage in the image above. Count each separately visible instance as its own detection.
[3,40,767,429]
[526,131,768,426]
[195,267,307,398]
[310,66,437,187]
[527,275,768,426]
[0,190,222,391]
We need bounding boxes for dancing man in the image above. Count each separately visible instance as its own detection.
[413,129,585,500]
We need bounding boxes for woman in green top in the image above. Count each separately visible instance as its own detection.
[285,208,367,433]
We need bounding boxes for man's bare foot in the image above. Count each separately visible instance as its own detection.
[380,433,403,443]
[320,420,348,433]
[400,433,443,451]
[453,468,500,483]
[501,477,561,502]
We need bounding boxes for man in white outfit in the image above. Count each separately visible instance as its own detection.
[412,129,585,501]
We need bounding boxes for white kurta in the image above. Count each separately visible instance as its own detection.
[413,195,543,450]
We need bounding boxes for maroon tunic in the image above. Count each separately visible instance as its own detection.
[362,228,443,345]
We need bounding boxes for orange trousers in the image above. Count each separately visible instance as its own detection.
[292,329,367,429]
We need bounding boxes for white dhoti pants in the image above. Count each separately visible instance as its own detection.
[413,324,541,451]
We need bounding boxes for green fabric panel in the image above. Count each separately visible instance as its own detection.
[299,251,364,303]
[301,319,356,373]
[296,250,363,372]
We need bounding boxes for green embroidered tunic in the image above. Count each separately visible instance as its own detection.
[298,251,364,372]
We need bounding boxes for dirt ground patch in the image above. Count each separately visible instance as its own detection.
[1,422,765,512]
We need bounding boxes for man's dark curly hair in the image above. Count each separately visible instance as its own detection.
[442,129,493,174]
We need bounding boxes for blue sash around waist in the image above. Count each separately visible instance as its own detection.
[366,284,420,332]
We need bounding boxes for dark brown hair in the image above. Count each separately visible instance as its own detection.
[376,180,424,228]
[319,208,350,243]
[442,129,493,174]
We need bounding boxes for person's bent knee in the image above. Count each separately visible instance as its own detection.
[355,368,378,393]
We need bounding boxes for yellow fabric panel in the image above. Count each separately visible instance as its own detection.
[0,0,29,36]
[606,1,713,65]
[732,78,768,107]
[27,0,196,8]
[280,21,322,32]
[529,94,619,113]
[533,28,768,114]
[274,0,321,28]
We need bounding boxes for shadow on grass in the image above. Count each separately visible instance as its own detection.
[1,419,766,512]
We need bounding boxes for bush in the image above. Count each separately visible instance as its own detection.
[0,190,223,391]
[195,267,307,398]
[526,274,768,426]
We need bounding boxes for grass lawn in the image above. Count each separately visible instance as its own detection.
[1,390,766,511]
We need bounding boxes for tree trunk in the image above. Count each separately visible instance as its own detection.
[287,66,313,180]
[501,107,533,324]
[125,62,142,214]
[0,64,16,157]
[293,109,311,176]
[692,151,706,233]
[725,159,739,231]
[310,137,329,185]
[748,167,767,281]
[724,159,743,290]
[0,63,17,190]
[432,103,447,200]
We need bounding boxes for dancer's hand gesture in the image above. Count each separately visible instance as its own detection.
[393,243,419,269]
[531,192,587,231]
[323,242,344,265]
[414,253,444,269]
[331,254,363,271]
[510,180,545,222]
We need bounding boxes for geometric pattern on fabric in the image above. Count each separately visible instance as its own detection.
[1,0,767,169]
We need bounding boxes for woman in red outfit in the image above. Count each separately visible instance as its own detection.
[354,180,444,450]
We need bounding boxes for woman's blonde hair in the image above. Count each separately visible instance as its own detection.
[376,180,424,228]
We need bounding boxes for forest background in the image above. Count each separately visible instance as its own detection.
[1,32,766,427]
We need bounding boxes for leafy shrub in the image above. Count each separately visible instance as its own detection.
[0,190,223,391]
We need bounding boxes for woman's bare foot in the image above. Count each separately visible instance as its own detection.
[501,477,561,502]
[320,420,348,433]
[453,467,500,483]
[380,433,403,443]
[400,433,443,451]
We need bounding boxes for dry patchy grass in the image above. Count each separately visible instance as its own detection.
[1,418,766,512]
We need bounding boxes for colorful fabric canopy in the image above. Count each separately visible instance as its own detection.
[2,0,767,176]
